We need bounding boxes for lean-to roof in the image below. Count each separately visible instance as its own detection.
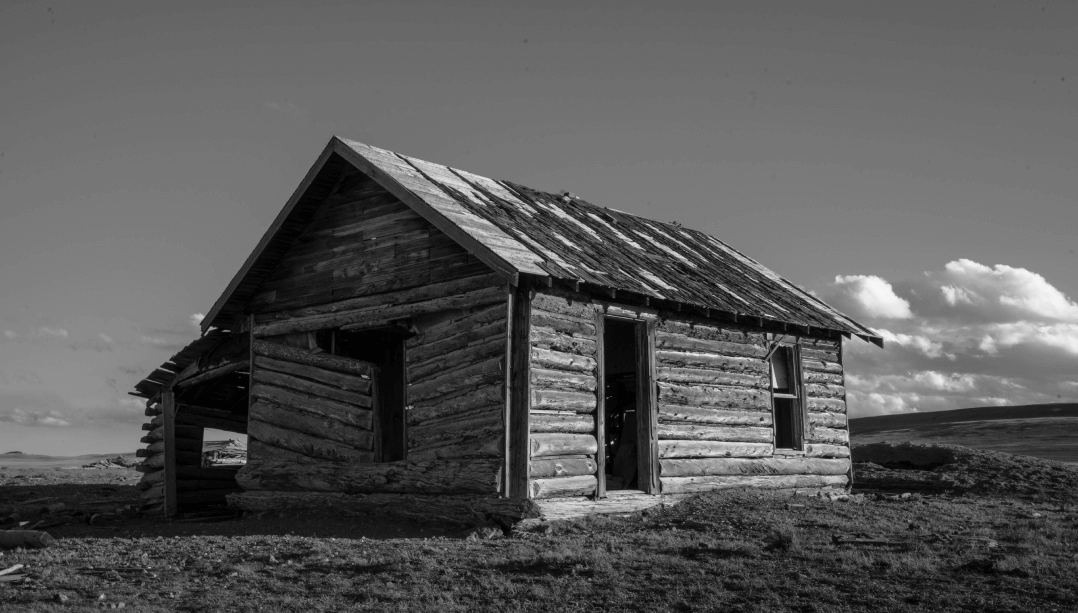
[201,137,881,345]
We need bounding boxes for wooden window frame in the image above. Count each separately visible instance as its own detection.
[326,327,408,463]
[594,310,659,497]
[769,339,807,454]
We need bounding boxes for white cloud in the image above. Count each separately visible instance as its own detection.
[876,329,953,359]
[98,333,113,344]
[832,258,1078,417]
[2,330,16,339]
[833,275,912,319]
[934,259,1078,322]
[190,313,205,329]
[35,326,68,338]
[140,335,169,346]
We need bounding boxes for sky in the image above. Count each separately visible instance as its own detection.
[1,1,1075,455]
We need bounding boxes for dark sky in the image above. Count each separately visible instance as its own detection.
[1,1,1075,454]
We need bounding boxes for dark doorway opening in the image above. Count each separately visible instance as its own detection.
[335,328,409,461]
[602,319,642,491]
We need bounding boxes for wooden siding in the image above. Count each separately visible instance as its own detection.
[249,170,490,314]
[525,287,852,499]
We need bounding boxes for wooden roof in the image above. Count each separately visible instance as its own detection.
[130,329,230,399]
[201,137,881,345]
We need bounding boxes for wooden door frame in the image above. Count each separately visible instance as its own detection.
[594,311,659,497]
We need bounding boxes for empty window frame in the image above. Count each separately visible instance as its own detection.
[769,343,805,450]
[331,328,409,462]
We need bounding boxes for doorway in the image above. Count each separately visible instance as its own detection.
[601,318,644,491]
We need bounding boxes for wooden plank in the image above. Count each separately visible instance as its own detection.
[252,340,375,377]
[247,418,375,462]
[530,388,596,413]
[256,285,505,337]
[174,412,247,434]
[251,383,373,427]
[530,326,597,356]
[530,368,596,393]
[655,332,767,359]
[638,320,660,495]
[531,347,597,374]
[657,382,770,411]
[529,475,597,499]
[657,423,774,443]
[808,426,850,445]
[502,290,513,495]
[250,400,373,450]
[808,412,847,428]
[530,457,597,479]
[507,282,532,499]
[658,405,772,426]
[530,433,597,458]
[659,457,852,477]
[529,412,595,434]
[407,339,505,384]
[255,356,372,393]
[805,443,851,458]
[162,390,177,518]
[655,350,767,375]
[661,474,849,494]
[254,368,372,407]
[806,397,847,414]
[593,312,606,499]
[406,320,506,366]
[656,366,767,389]
[657,440,773,459]
[407,356,503,403]
[174,360,249,389]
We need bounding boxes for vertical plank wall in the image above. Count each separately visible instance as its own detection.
[525,288,852,499]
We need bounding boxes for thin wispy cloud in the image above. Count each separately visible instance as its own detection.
[831,259,1078,417]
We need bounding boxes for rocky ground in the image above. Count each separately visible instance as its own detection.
[0,444,1075,612]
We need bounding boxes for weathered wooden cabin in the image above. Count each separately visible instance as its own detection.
[131,137,881,522]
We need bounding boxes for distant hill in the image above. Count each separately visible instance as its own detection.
[850,403,1078,464]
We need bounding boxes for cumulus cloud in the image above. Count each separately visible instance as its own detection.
[2,330,16,339]
[190,313,205,329]
[36,326,68,338]
[832,275,912,319]
[831,259,1078,417]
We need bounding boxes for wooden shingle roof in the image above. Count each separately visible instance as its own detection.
[202,137,881,345]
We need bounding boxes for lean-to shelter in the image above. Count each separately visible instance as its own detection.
[131,137,881,521]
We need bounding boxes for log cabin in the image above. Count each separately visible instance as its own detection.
[130,137,881,522]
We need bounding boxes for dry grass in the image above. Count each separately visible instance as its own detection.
[0,487,1075,612]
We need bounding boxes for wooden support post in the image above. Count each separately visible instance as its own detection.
[593,312,607,499]
[636,320,659,495]
[507,280,533,499]
[162,389,178,517]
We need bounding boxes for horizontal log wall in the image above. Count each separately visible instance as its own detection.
[405,301,508,463]
[247,340,377,463]
[527,291,600,498]
[655,320,850,491]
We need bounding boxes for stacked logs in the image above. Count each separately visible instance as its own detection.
[135,400,203,513]
[655,320,851,494]
[248,340,377,463]
[527,292,600,499]
[405,301,508,462]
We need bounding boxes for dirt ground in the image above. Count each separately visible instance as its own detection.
[1,445,1077,612]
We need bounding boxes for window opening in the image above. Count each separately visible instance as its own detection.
[334,327,409,461]
[770,344,803,450]
[602,319,642,490]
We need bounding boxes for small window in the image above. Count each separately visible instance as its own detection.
[770,344,804,450]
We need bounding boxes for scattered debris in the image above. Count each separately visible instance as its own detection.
[0,530,57,549]
[81,457,136,469]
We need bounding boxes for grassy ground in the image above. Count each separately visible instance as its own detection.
[2,448,1077,612]
[1,487,1076,611]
